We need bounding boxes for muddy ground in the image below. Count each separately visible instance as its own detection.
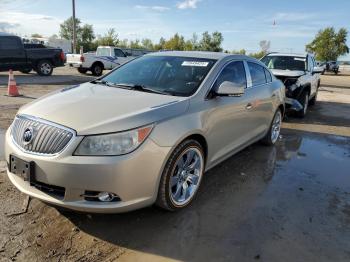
[0,68,349,261]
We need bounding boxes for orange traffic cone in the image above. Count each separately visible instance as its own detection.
[7,69,20,97]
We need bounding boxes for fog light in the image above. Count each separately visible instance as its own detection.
[98,192,117,202]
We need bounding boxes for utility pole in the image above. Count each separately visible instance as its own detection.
[72,0,77,53]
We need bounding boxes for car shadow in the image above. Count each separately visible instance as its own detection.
[58,138,301,261]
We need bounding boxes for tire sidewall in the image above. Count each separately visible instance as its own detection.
[37,60,53,76]
[92,64,103,76]
[157,140,205,211]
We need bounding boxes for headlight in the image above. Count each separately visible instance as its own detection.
[74,125,153,156]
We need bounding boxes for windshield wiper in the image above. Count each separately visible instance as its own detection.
[90,80,112,86]
[114,83,176,96]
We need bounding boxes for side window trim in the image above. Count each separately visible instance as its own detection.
[243,60,252,88]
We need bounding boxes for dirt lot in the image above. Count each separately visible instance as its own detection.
[0,68,350,261]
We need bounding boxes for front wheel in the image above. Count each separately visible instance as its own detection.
[261,109,282,146]
[156,140,205,211]
[36,60,53,76]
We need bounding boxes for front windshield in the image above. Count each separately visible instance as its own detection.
[261,56,306,71]
[101,55,217,96]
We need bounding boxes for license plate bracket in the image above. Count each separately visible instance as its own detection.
[9,155,34,182]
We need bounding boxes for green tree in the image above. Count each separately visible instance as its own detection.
[59,17,95,52]
[306,27,349,61]
[129,39,143,49]
[154,37,166,50]
[96,28,119,46]
[141,38,154,50]
[164,33,186,50]
[59,17,82,41]
[231,49,246,55]
[199,31,223,52]
[249,51,266,59]
[79,24,95,51]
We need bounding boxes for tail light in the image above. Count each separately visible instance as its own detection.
[80,55,85,62]
[60,51,65,61]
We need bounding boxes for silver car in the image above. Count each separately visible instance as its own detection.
[5,51,285,213]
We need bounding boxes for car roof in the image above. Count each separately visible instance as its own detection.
[266,52,309,58]
[0,32,17,37]
[146,50,254,61]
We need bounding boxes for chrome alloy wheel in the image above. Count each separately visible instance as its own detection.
[40,63,52,75]
[271,110,282,143]
[169,147,204,206]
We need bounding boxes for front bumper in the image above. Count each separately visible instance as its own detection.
[285,97,303,112]
[5,129,171,213]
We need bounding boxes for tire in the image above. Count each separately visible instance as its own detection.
[91,63,103,76]
[309,86,319,106]
[261,109,282,146]
[20,68,32,74]
[77,68,88,74]
[156,139,205,211]
[36,60,53,76]
[296,91,309,118]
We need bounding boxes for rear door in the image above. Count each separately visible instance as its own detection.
[0,36,26,70]
[245,61,275,137]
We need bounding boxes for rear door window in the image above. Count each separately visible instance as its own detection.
[213,61,247,90]
[0,37,22,50]
[248,62,267,86]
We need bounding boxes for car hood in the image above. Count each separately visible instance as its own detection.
[270,69,305,78]
[18,83,189,135]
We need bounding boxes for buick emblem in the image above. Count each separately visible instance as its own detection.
[23,127,34,144]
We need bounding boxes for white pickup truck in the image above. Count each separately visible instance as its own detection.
[66,46,133,76]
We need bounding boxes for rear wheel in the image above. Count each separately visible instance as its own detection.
[296,91,309,118]
[91,63,103,76]
[77,68,88,74]
[156,140,205,211]
[37,60,53,76]
[261,109,282,146]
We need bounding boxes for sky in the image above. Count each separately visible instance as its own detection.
[0,0,349,59]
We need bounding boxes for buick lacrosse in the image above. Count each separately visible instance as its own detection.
[5,51,285,213]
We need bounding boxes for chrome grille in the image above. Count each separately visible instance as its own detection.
[11,115,74,155]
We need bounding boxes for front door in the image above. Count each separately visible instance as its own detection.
[205,60,260,165]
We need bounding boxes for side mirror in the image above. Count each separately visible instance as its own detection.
[216,81,244,96]
[312,66,323,74]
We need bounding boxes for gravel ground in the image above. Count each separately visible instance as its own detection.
[0,70,349,262]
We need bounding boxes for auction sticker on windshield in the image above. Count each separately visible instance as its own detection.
[294,57,306,61]
[182,61,209,67]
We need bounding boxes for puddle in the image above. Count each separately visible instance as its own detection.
[0,129,5,160]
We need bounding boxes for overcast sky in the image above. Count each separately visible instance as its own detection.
[0,0,349,59]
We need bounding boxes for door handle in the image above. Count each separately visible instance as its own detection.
[246,103,253,110]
